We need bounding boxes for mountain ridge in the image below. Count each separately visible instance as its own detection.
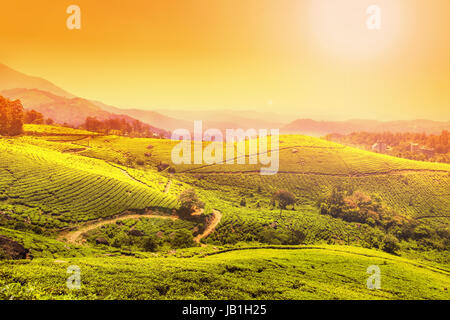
[1,63,449,135]
[0,63,75,98]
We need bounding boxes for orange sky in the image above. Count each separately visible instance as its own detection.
[0,0,449,121]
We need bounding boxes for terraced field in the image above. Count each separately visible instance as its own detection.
[1,245,448,299]
[189,172,450,220]
[23,124,99,136]
[0,138,177,228]
[0,128,448,300]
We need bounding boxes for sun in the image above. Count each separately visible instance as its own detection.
[306,0,408,62]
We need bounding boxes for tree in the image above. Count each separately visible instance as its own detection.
[0,96,10,135]
[143,236,159,252]
[382,234,400,254]
[84,116,103,132]
[45,118,54,125]
[177,188,204,216]
[8,100,24,136]
[0,96,24,136]
[170,229,195,248]
[272,190,296,218]
[24,109,44,124]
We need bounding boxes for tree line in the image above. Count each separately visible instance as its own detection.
[82,116,164,138]
[325,130,450,163]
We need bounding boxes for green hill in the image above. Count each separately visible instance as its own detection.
[0,129,448,300]
[1,245,448,299]
[0,138,177,229]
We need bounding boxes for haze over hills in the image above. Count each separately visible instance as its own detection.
[1,63,449,136]
[1,88,108,126]
[155,109,288,130]
[90,100,192,132]
[0,63,74,98]
[1,88,169,136]
[95,106,286,132]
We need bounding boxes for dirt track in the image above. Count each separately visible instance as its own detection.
[194,209,222,243]
[58,214,179,244]
[58,209,222,245]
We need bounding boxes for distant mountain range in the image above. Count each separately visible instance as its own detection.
[1,63,449,136]
[90,100,191,132]
[0,88,169,137]
[1,88,109,126]
[0,63,74,98]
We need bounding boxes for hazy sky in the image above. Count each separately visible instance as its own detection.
[1,0,449,121]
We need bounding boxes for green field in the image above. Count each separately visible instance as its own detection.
[1,246,448,300]
[0,138,177,228]
[0,125,449,300]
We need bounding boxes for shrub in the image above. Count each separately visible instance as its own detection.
[157,163,170,172]
[382,234,400,254]
[170,229,195,248]
[361,228,384,249]
[272,190,296,218]
[288,229,307,245]
[177,189,203,216]
[143,236,159,252]
[168,167,176,173]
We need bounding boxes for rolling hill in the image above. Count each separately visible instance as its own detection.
[1,245,449,299]
[0,137,177,229]
[20,132,450,223]
[0,126,448,300]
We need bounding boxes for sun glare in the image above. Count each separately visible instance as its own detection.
[306,0,408,62]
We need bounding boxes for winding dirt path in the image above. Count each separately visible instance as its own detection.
[58,214,179,244]
[194,209,222,243]
[58,209,222,245]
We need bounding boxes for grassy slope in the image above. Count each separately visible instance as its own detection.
[169,135,450,221]
[23,124,99,136]
[0,245,448,299]
[21,133,450,220]
[0,128,449,300]
[0,138,177,228]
